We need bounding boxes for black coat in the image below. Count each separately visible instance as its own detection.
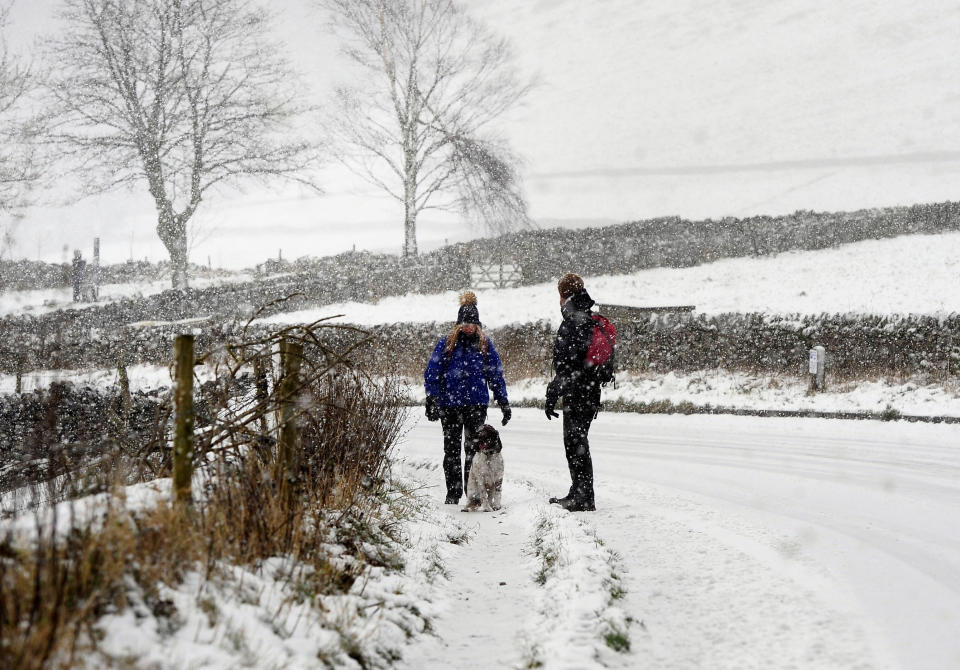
[546,290,602,409]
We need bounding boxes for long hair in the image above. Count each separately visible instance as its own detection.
[444,323,488,355]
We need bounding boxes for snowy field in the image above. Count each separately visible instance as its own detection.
[260,232,960,329]
[0,272,252,317]
[5,233,960,422]
[3,232,957,323]
[395,409,960,670]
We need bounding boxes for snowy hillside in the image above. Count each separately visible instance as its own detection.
[9,0,960,266]
[260,231,960,328]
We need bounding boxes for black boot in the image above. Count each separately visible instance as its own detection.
[559,497,595,512]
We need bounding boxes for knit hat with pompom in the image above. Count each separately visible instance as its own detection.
[456,291,481,325]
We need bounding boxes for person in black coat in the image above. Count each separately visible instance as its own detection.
[544,273,601,512]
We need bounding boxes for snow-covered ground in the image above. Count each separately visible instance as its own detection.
[505,371,960,419]
[4,232,957,324]
[4,232,960,668]
[0,272,251,317]
[0,473,470,669]
[259,232,960,328]
[395,409,960,670]
[7,364,960,419]
[4,407,957,668]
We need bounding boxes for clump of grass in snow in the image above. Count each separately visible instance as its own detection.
[880,404,902,421]
[604,621,631,652]
[532,517,565,586]
[605,551,627,601]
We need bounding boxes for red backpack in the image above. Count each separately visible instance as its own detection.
[585,314,617,383]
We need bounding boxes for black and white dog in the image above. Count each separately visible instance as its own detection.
[462,424,504,512]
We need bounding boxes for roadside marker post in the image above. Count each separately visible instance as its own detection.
[808,345,826,393]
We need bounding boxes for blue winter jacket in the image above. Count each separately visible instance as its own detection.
[424,335,509,408]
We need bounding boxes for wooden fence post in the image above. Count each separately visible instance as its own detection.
[277,337,303,503]
[173,334,195,504]
[254,355,269,437]
[117,349,132,422]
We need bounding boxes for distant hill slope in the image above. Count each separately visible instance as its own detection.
[441,200,960,287]
[266,230,960,327]
[3,200,958,329]
[3,230,959,379]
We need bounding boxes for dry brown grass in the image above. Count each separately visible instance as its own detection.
[1,320,408,669]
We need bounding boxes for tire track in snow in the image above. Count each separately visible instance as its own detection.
[583,482,896,670]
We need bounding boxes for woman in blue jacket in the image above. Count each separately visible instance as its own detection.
[424,291,511,504]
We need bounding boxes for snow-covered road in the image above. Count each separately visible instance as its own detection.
[395,410,960,669]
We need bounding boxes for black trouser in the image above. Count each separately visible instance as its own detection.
[562,402,597,505]
[439,405,488,499]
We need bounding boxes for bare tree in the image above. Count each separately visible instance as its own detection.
[0,1,38,258]
[44,0,322,288]
[320,0,533,257]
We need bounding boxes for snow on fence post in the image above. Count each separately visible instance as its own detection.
[277,337,303,505]
[808,345,826,393]
[172,334,195,505]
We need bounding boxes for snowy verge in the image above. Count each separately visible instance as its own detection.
[1,466,473,670]
[7,365,960,419]
[407,371,960,419]
[521,502,632,669]
[392,456,634,669]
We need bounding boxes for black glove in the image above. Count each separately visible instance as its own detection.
[545,379,560,420]
[425,395,440,422]
[499,403,512,426]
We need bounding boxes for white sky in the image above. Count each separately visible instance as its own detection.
[6,0,960,267]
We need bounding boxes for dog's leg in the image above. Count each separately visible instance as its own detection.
[479,465,496,512]
[477,473,490,512]
[464,461,479,512]
[480,488,492,512]
[491,454,503,510]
